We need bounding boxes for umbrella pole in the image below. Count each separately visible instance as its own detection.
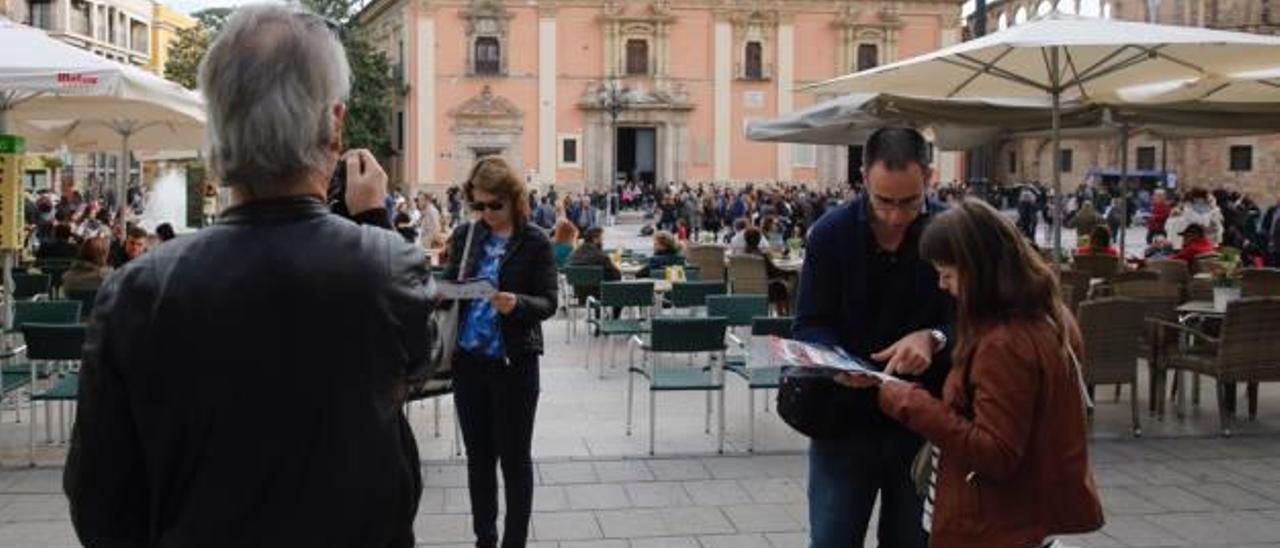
[119,129,130,218]
[1050,47,1064,266]
[1118,125,1130,260]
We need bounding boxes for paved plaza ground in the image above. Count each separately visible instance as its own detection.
[1,216,1278,547]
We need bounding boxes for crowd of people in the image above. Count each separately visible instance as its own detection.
[23,173,165,296]
[38,5,1278,548]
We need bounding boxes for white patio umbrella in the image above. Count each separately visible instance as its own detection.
[13,61,205,206]
[0,17,131,134]
[746,93,1102,149]
[0,18,204,203]
[804,12,1280,257]
[1109,66,1280,104]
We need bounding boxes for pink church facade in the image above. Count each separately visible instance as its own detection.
[356,0,964,193]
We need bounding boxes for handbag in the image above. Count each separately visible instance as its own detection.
[775,365,883,440]
[410,222,477,401]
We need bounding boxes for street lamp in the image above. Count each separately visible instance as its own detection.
[601,79,630,224]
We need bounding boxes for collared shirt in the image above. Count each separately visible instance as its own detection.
[863,206,929,359]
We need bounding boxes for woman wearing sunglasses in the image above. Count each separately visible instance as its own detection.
[839,199,1103,547]
[442,157,558,548]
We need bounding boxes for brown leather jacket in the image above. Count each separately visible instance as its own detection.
[878,317,1104,548]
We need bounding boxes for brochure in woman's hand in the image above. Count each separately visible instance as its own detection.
[769,337,895,383]
[433,278,498,300]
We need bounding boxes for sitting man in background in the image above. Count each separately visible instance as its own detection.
[1172,223,1215,263]
[569,226,623,320]
[742,227,794,315]
[110,225,150,267]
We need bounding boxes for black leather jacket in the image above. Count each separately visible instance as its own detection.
[65,196,432,548]
[443,221,558,358]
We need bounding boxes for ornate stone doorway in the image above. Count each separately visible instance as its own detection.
[448,86,524,183]
[578,81,693,189]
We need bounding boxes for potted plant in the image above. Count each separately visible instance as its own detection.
[1211,247,1243,310]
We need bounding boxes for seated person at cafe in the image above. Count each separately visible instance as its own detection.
[568,227,622,319]
[1172,223,1215,262]
[61,237,112,293]
[552,219,579,268]
[1076,225,1119,257]
[644,230,684,278]
[742,227,794,315]
[1144,230,1175,259]
[37,224,79,261]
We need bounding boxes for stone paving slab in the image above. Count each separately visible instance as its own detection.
[5,436,1280,546]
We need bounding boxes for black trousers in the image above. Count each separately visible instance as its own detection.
[454,351,541,548]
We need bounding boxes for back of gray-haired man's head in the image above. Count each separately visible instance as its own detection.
[198,4,351,194]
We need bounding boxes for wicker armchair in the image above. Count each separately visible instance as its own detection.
[686,245,727,283]
[1073,254,1122,280]
[1094,270,1159,298]
[1146,259,1190,290]
[727,254,770,295]
[1058,269,1093,313]
[1112,280,1182,415]
[1242,268,1280,297]
[1151,297,1280,436]
[1187,276,1214,302]
[1078,297,1146,436]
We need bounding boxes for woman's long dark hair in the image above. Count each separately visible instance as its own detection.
[920,199,1069,366]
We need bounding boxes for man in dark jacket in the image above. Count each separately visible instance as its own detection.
[794,128,953,547]
[64,6,433,547]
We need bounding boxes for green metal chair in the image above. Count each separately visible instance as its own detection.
[561,265,604,342]
[21,323,86,464]
[727,316,794,452]
[627,316,728,455]
[706,294,770,329]
[707,294,769,369]
[12,273,52,301]
[35,260,73,296]
[13,300,82,329]
[4,301,82,362]
[64,289,98,322]
[587,281,655,379]
[667,281,726,315]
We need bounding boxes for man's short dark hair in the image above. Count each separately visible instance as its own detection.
[126,226,148,240]
[584,226,604,244]
[864,127,931,173]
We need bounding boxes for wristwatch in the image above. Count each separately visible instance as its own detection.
[928,329,948,353]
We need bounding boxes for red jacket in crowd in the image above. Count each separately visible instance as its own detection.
[1172,236,1216,262]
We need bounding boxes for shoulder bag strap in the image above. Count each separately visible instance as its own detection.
[456,222,478,283]
[1046,316,1095,411]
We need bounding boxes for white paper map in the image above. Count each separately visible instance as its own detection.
[769,337,896,383]
[435,279,498,300]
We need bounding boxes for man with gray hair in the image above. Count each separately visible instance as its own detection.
[64,5,432,547]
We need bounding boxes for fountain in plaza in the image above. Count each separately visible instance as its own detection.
[139,162,188,232]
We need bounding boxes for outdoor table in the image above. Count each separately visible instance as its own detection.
[1172,300,1228,418]
[773,257,804,273]
[618,262,647,278]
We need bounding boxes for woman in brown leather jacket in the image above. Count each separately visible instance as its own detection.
[841,199,1104,547]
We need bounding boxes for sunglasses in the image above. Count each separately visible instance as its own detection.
[470,200,506,212]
